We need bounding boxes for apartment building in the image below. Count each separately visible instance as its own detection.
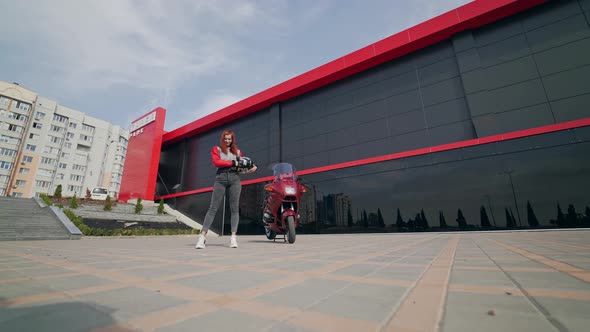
[0,80,128,199]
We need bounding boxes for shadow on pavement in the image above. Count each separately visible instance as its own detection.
[0,297,139,332]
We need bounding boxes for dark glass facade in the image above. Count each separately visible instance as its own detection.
[158,0,590,234]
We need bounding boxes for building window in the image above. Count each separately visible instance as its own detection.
[70,174,84,182]
[50,125,65,133]
[0,96,10,106]
[72,164,86,172]
[52,114,68,123]
[11,192,23,198]
[13,113,27,122]
[32,122,43,129]
[0,161,14,170]
[73,154,87,162]
[0,135,20,145]
[25,144,36,151]
[19,168,30,174]
[37,169,54,177]
[16,102,31,112]
[0,175,9,184]
[49,136,63,144]
[82,124,95,133]
[79,134,92,143]
[40,157,56,165]
[58,163,67,169]
[35,180,51,188]
[35,111,46,120]
[15,180,26,186]
[0,147,17,157]
[29,133,39,140]
[22,155,33,163]
[69,122,77,129]
[66,132,75,139]
[56,173,64,179]
[67,185,81,193]
[43,146,59,155]
[63,142,72,149]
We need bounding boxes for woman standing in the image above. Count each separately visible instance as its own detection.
[195,129,257,249]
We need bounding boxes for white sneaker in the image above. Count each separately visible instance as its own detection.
[229,235,238,248]
[195,234,206,249]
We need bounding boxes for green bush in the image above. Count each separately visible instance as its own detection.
[62,208,200,236]
[104,195,112,211]
[39,193,53,206]
[157,199,165,214]
[69,194,79,209]
[134,197,143,214]
[54,184,62,199]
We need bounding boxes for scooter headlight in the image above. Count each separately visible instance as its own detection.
[285,186,296,195]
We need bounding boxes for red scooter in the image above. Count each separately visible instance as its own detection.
[262,163,306,243]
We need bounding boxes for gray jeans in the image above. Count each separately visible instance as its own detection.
[201,172,242,233]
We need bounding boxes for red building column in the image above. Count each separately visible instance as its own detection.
[118,107,166,202]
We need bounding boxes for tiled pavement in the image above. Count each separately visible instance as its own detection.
[1,231,590,332]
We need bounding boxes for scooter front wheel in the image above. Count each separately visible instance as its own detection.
[286,215,296,244]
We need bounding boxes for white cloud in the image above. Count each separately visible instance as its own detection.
[1,0,475,131]
[0,0,287,93]
[194,93,245,119]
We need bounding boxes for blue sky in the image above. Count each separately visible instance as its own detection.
[0,0,471,132]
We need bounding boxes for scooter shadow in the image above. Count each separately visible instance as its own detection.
[185,243,235,247]
[247,240,290,244]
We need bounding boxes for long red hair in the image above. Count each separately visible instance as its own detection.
[220,129,239,155]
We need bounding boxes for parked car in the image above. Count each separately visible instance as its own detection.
[91,187,109,200]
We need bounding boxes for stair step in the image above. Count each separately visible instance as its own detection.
[0,197,75,241]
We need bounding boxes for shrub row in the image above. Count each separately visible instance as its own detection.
[61,208,199,236]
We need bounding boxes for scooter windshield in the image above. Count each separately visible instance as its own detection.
[272,163,297,181]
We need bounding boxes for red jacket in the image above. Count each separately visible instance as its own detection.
[211,146,243,168]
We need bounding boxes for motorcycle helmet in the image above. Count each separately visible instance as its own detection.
[237,156,254,170]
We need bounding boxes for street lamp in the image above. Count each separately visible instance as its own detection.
[499,170,522,227]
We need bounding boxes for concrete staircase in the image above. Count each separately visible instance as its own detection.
[0,197,79,240]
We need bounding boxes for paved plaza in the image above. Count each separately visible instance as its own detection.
[1,230,590,331]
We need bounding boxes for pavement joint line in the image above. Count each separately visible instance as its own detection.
[229,236,436,302]
[381,236,459,332]
[1,283,128,307]
[216,237,441,330]
[480,238,571,332]
[448,283,524,296]
[453,266,554,272]
[489,238,590,283]
[0,272,83,284]
[507,235,590,250]
[108,262,177,272]
[3,232,590,331]
[216,236,441,331]
[108,302,218,332]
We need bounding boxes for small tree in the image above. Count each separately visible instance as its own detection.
[54,184,62,198]
[157,199,165,214]
[104,195,112,211]
[439,211,447,229]
[69,194,79,209]
[85,188,91,200]
[134,197,143,214]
